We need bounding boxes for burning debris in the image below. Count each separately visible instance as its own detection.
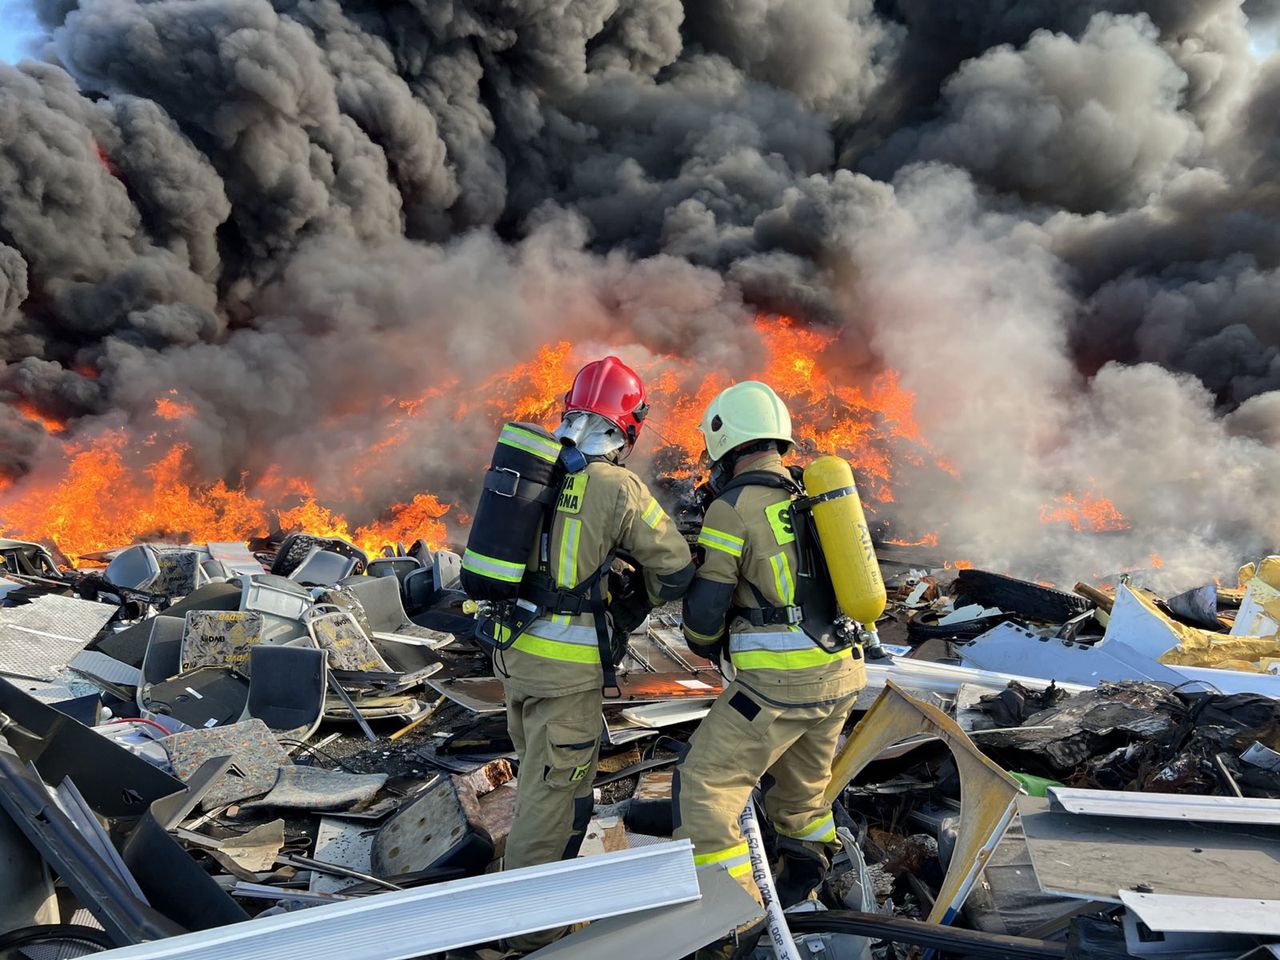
[0,515,1277,958]
[0,0,1279,957]
[0,1,1277,591]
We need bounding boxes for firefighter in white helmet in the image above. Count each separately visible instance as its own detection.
[674,381,867,957]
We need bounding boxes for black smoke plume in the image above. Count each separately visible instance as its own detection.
[0,0,1276,586]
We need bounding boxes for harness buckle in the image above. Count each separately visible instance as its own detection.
[488,467,521,497]
[784,605,804,625]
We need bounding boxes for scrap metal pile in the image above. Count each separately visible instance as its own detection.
[1,530,1278,960]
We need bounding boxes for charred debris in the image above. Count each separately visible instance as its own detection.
[0,529,1278,960]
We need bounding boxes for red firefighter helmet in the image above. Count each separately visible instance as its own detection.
[564,356,649,448]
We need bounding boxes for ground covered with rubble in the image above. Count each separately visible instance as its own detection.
[1,533,1279,960]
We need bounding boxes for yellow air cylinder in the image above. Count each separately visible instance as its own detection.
[802,455,886,626]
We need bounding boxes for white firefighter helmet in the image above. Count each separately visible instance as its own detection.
[698,380,793,463]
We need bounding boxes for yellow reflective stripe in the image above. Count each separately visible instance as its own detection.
[553,518,582,626]
[461,549,526,583]
[498,425,561,462]
[693,842,749,867]
[781,812,836,843]
[732,645,853,671]
[558,519,581,589]
[769,553,794,605]
[683,622,724,643]
[698,528,744,557]
[727,860,753,878]
[511,632,601,663]
[641,498,663,530]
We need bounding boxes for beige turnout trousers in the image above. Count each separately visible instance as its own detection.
[674,679,856,901]
[500,686,603,952]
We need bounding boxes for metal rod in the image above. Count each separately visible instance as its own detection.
[281,855,402,891]
[1215,752,1245,798]
[388,694,447,742]
[647,627,699,674]
[625,645,657,673]
[327,674,378,743]
[287,731,341,758]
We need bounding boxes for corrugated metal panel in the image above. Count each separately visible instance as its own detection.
[1049,787,1280,826]
[90,841,700,960]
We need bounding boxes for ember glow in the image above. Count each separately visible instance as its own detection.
[0,314,1113,563]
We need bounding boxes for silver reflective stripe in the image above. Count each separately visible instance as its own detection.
[498,424,562,462]
[697,529,744,556]
[695,851,751,875]
[788,814,835,842]
[729,629,811,653]
[523,620,599,647]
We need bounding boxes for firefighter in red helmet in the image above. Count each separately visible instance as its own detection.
[492,357,693,953]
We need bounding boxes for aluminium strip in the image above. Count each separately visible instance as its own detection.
[89,840,701,960]
[1048,787,1280,825]
[1117,891,1280,936]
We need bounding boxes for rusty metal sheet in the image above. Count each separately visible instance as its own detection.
[429,673,723,714]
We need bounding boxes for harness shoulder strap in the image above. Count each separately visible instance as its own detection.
[523,461,621,696]
[718,470,803,498]
[714,470,807,628]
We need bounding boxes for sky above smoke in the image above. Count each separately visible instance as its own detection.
[0,0,43,62]
[0,0,1278,588]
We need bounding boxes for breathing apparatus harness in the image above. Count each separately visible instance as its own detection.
[703,445,859,656]
[465,429,626,697]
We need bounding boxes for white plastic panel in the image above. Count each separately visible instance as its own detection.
[1049,787,1280,826]
[1119,890,1280,936]
[91,841,700,960]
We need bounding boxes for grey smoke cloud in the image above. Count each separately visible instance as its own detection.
[870,14,1203,212]
[0,0,1273,589]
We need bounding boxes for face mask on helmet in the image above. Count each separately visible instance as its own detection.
[555,411,626,457]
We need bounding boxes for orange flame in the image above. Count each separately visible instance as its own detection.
[18,402,67,434]
[0,313,1124,565]
[884,532,940,548]
[155,391,197,421]
[0,431,448,559]
[1039,489,1129,532]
